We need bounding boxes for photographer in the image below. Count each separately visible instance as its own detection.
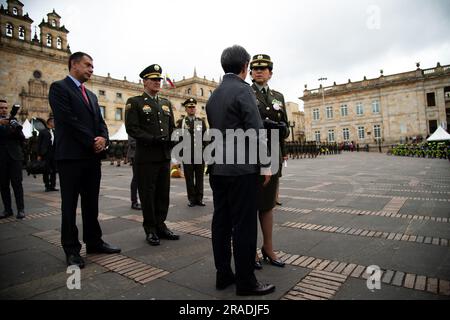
[0,100,25,219]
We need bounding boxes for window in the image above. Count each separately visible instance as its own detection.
[12,7,18,15]
[315,131,321,142]
[372,100,380,113]
[115,108,123,121]
[51,19,56,27]
[326,106,333,119]
[313,108,320,121]
[374,125,381,139]
[56,37,62,49]
[6,23,13,37]
[18,26,25,40]
[116,92,122,99]
[356,103,364,115]
[341,104,348,117]
[46,34,52,47]
[209,90,213,97]
[427,92,436,107]
[187,88,191,94]
[99,90,106,96]
[99,106,106,119]
[328,129,335,142]
[428,120,438,134]
[358,126,365,140]
[342,128,350,141]
[200,88,204,96]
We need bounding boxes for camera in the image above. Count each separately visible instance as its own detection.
[6,104,22,129]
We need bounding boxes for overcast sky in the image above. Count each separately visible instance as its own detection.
[9,0,450,109]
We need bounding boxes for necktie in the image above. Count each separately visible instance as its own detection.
[80,84,90,105]
[261,88,266,95]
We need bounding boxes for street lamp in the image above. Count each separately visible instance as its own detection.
[318,77,327,111]
[288,121,296,142]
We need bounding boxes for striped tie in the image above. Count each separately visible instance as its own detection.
[80,83,89,105]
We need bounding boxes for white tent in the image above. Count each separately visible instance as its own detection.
[22,119,34,139]
[427,126,450,142]
[110,123,128,141]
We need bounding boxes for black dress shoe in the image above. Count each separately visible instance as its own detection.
[254,259,263,270]
[86,242,121,254]
[216,273,235,290]
[276,201,282,206]
[157,229,180,240]
[49,188,59,192]
[66,254,85,269]
[196,201,206,207]
[261,247,285,267]
[16,210,25,220]
[236,282,276,296]
[131,202,142,210]
[0,210,13,219]
[188,201,196,207]
[146,232,160,246]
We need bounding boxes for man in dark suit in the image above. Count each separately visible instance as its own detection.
[0,100,25,219]
[206,45,275,296]
[48,52,121,269]
[125,64,179,246]
[37,116,58,192]
[176,98,207,207]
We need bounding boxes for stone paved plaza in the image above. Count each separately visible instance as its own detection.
[0,152,449,300]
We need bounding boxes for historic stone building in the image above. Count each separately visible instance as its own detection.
[301,63,450,146]
[0,0,218,133]
[285,102,305,142]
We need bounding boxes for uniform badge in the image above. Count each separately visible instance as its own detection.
[162,105,170,113]
[142,105,152,113]
[155,65,160,71]
[272,99,283,111]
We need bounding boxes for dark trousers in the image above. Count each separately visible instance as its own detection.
[130,160,138,203]
[57,159,103,256]
[210,173,258,289]
[43,156,57,190]
[136,161,170,235]
[183,163,205,203]
[0,153,24,213]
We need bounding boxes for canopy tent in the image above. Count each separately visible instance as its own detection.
[22,119,34,139]
[110,123,128,141]
[427,126,450,142]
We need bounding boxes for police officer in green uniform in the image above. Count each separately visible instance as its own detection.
[176,98,207,207]
[125,64,179,246]
[250,54,289,269]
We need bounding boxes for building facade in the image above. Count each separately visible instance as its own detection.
[0,1,218,134]
[285,102,305,142]
[301,63,450,146]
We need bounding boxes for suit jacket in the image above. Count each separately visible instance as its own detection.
[0,119,25,161]
[48,76,109,161]
[37,128,55,158]
[251,84,289,157]
[125,92,175,164]
[206,73,266,176]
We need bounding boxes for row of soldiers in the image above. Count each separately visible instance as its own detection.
[286,141,341,159]
[107,140,129,166]
[390,142,450,159]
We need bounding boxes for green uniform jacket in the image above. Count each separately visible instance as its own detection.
[125,92,175,164]
[251,84,290,157]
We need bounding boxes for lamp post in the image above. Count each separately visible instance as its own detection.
[318,77,327,111]
[288,121,296,142]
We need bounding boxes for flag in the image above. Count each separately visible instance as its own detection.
[165,73,175,88]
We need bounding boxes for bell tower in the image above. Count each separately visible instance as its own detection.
[0,0,33,42]
[39,9,69,51]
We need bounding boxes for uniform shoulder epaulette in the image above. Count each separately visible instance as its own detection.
[270,89,284,98]
[159,97,171,105]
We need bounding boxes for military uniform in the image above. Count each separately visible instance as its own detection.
[175,98,207,207]
[250,54,290,213]
[125,64,178,244]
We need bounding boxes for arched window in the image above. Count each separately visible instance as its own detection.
[56,37,62,49]
[18,26,25,40]
[187,88,191,94]
[209,90,212,97]
[51,19,56,27]
[46,34,52,47]
[12,7,18,15]
[200,88,204,96]
[6,23,13,37]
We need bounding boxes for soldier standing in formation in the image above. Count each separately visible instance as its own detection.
[125,64,179,246]
[250,54,289,269]
[176,98,207,207]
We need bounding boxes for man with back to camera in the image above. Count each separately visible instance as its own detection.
[206,45,275,296]
[0,100,25,220]
[48,52,121,269]
[37,115,58,192]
